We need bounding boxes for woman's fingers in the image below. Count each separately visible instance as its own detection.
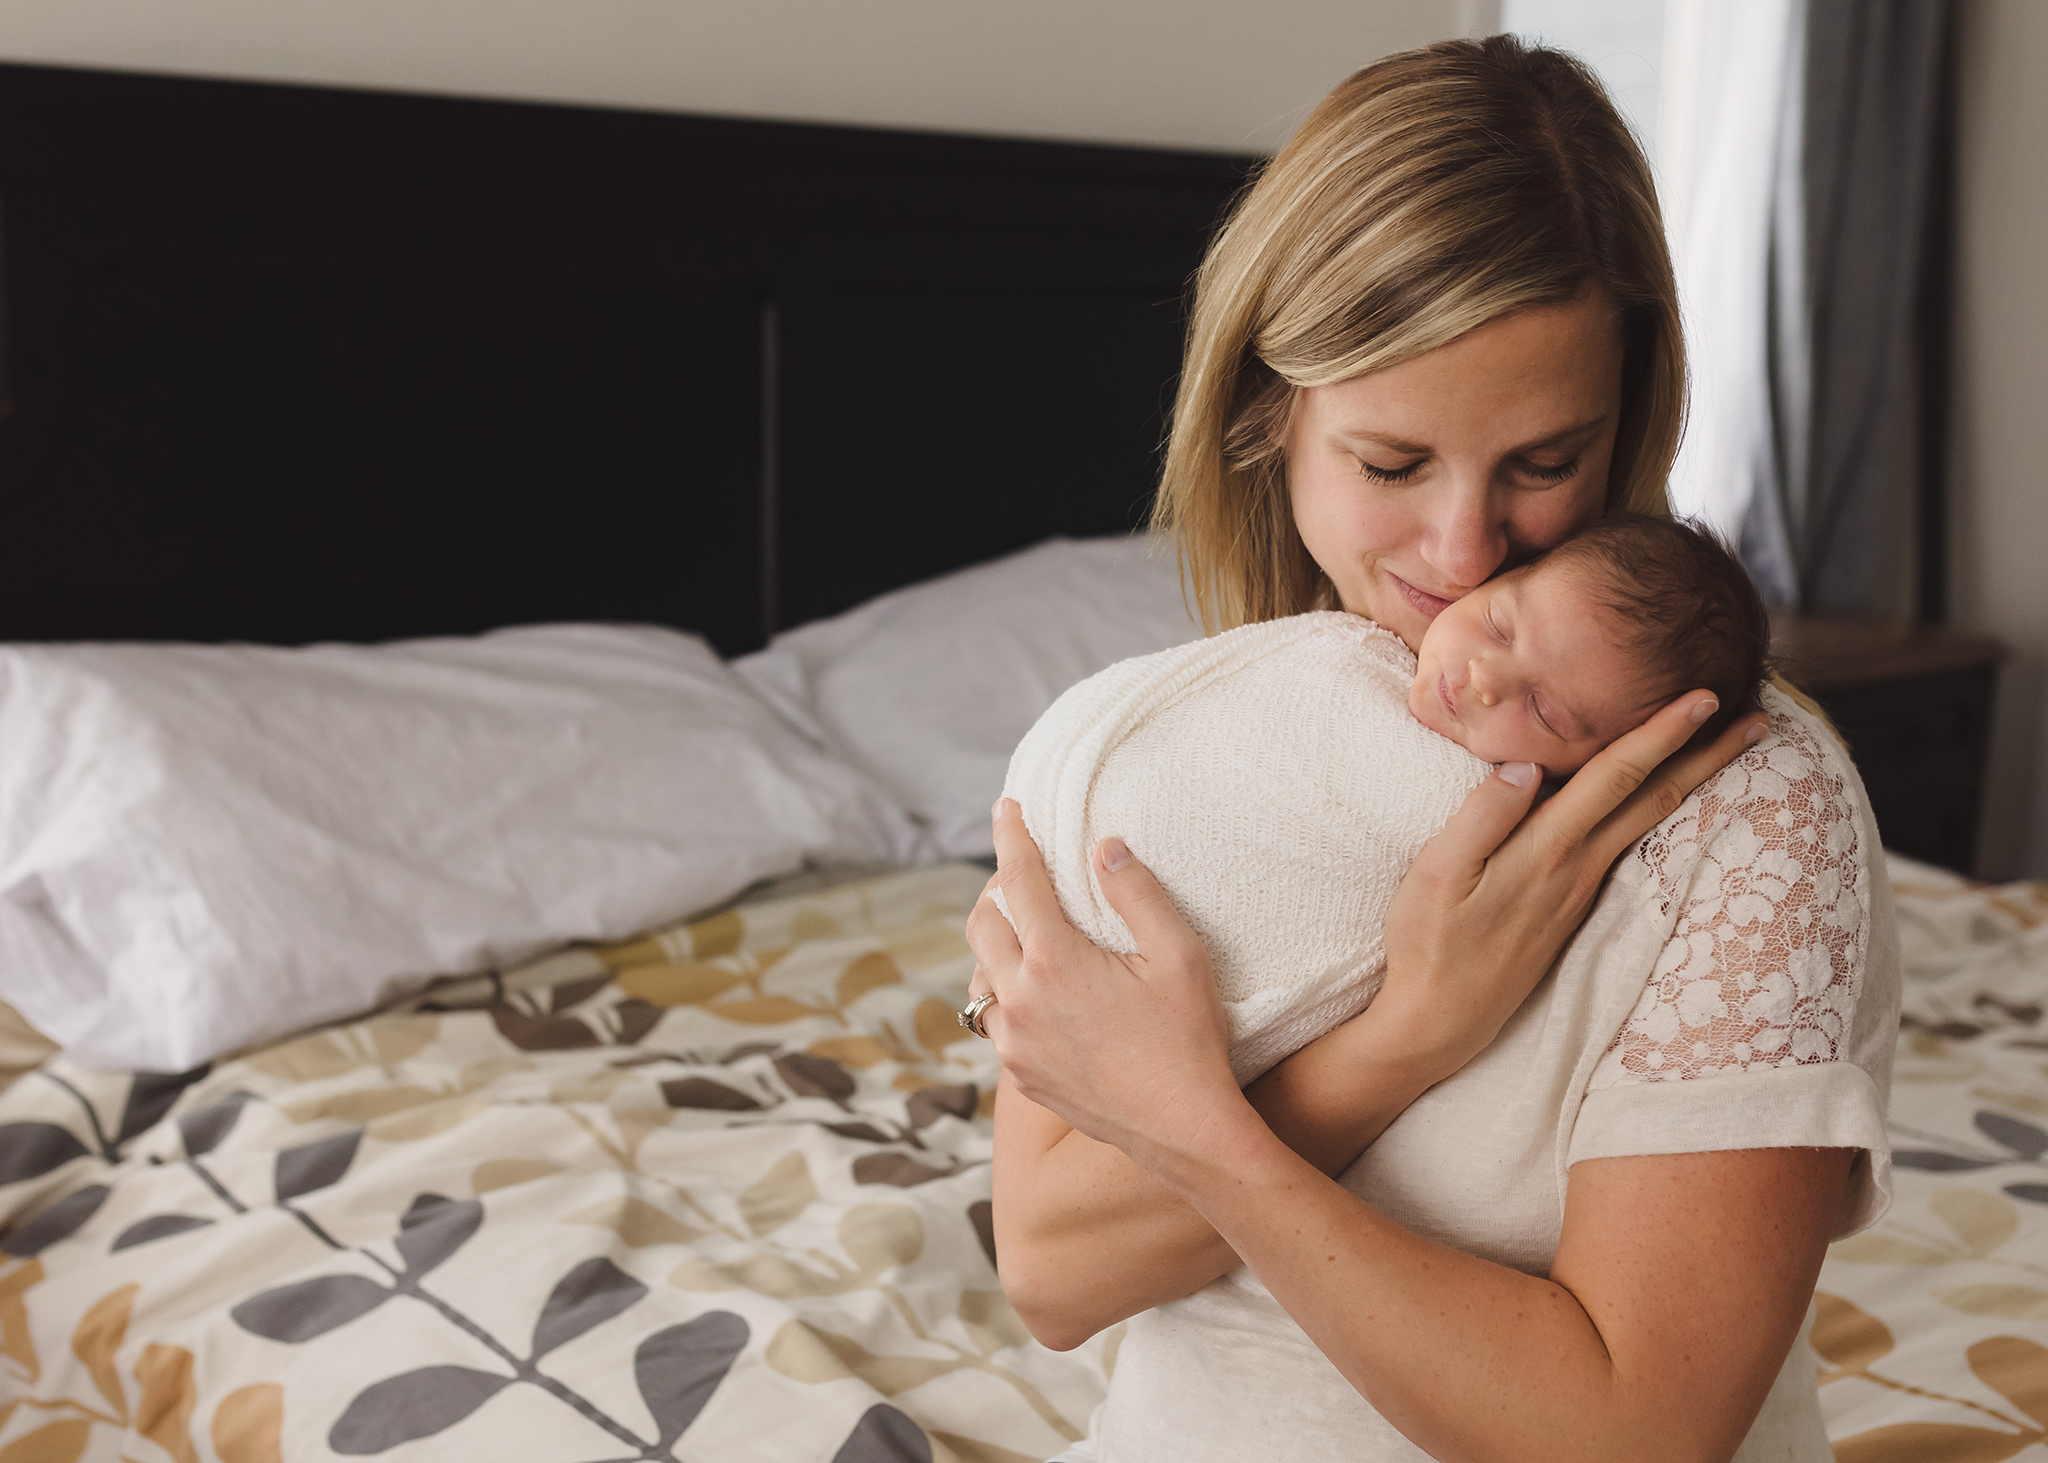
[965,812,1237,1152]
[1091,838,1207,967]
[1586,710,1769,861]
[1405,762,1544,888]
[964,908,1018,988]
[1532,692,1722,857]
[1376,696,1770,1081]
[965,871,1022,989]
[974,988,1009,1045]
[990,798,1068,945]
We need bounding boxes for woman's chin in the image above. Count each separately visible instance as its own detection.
[1358,598,1428,653]
[1336,577,1411,634]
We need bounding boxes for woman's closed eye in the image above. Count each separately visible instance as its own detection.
[1358,453,1581,487]
[1518,454,1581,484]
[1358,456,1426,484]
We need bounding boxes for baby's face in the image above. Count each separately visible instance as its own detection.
[1406,561,1661,777]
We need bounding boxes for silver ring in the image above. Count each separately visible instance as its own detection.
[958,992,998,1039]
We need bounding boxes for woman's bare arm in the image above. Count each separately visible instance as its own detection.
[976,692,1768,1345]
[992,1001,1453,1347]
[1145,1104,1849,1463]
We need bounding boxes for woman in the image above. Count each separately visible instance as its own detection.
[963,37,1898,1463]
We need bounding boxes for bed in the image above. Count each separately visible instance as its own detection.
[1816,857,2048,1461]
[0,60,2042,1463]
[4,857,2046,1462]
[0,59,1227,1463]
[0,863,1106,1462]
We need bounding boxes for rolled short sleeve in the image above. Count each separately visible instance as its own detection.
[1568,694,1900,1235]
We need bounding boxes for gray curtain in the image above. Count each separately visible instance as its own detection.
[1741,0,1952,614]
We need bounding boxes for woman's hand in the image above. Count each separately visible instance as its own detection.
[1366,689,1768,1076]
[968,806,1244,1165]
[971,810,1280,1344]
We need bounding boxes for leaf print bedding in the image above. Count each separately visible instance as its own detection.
[1817,854,2048,1460]
[3,852,2045,1462]
[0,863,1115,1462]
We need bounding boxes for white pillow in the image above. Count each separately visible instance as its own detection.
[735,535,1204,857]
[0,624,921,1071]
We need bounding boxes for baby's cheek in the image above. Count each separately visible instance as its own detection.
[1541,731,1618,778]
[1405,677,1445,733]
[1459,725,1536,767]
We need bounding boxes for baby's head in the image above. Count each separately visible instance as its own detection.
[1407,514,1769,778]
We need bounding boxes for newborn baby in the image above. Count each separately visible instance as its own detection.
[999,514,1768,1083]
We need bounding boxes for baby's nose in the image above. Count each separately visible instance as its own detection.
[1467,658,1500,708]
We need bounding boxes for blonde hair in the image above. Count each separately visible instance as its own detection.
[1155,35,1685,633]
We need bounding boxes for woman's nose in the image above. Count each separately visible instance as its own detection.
[1423,484,1509,590]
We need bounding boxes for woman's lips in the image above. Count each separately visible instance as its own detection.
[1390,572,1454,620]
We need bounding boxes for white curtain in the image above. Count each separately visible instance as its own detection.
[1659,0,1806,604]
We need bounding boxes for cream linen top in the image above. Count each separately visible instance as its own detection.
[1055,689,1901,1463]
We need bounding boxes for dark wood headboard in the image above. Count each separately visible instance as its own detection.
[0,64,1253,654]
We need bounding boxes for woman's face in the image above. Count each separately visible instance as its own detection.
[1285,293,1626,652]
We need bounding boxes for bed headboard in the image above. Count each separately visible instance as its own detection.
[0,63,1253,655]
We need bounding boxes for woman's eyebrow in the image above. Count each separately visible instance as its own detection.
[1513,416,1610,451]
[1337,429,1431,454]
[1336,417,1611,455]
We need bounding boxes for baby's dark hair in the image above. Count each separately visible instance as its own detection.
[1538,513,1770,743]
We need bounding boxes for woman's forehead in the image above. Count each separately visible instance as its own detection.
[1308,298,1625,439]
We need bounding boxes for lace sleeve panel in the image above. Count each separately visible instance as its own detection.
[1591,700,1872,1087]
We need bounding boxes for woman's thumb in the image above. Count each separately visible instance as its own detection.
[1092,837,1200,959]
[1413,762,1543,881]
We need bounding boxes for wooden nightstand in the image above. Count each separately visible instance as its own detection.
[1769,615,2004,874]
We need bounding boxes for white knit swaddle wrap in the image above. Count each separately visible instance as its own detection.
[1000,612,1493,1084]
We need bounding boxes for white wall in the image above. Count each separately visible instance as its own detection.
[1952,0,2048,879]
[0,0,1459,154]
